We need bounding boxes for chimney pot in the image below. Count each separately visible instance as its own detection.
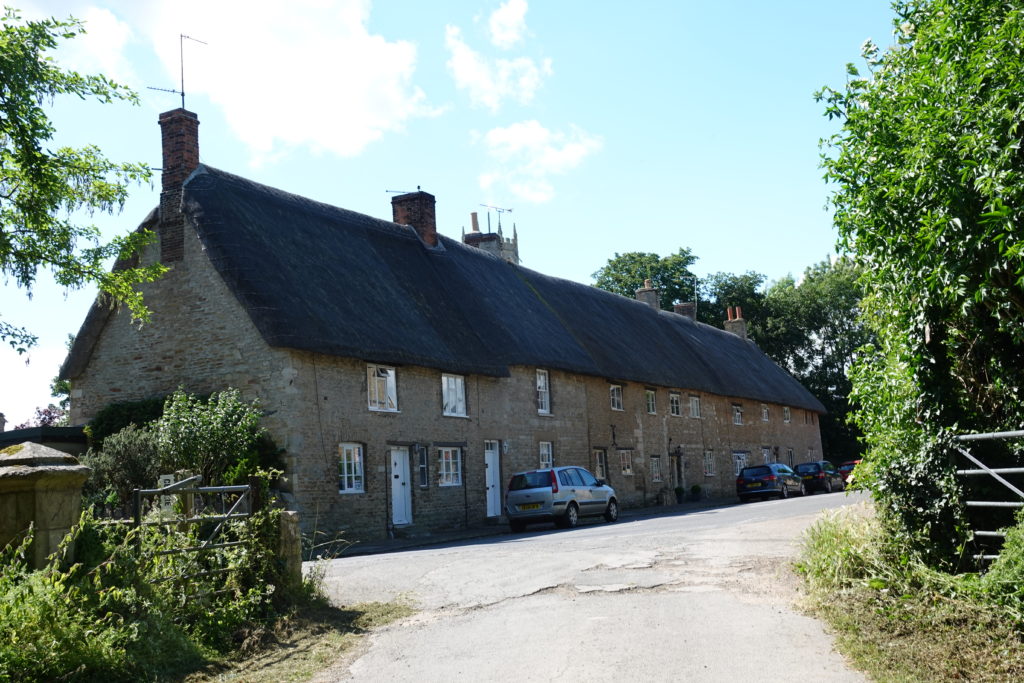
[470,212,480,233]
[635,280,661,310]
[392,191,437,247]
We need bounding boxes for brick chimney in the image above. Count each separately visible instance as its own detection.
[673,302,696,320]
[158,108,200,262]
[0,412,5,433]
[635,279,660,310]
[392,190,437,247]
[724,306,748,340]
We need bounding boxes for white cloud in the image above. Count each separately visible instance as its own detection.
[133,0,436,163]
[478,120,602,202]
[489,0,528,49]
[445,25,551,112]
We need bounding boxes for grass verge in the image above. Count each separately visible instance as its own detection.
[182,600,415,682]
[797,502,1024,682]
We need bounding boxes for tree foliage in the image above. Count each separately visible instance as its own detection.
[696,270,768,329]
[818,0,1024,564]
[592,248,698,310]
[0,9,166,353]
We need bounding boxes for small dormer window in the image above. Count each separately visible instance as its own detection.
[368,365,397,411]
[610,384,624,411]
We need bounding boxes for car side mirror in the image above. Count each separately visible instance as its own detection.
[595,479,606,487]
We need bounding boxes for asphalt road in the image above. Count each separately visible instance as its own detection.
[313,490,869,682]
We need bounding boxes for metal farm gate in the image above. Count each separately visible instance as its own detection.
[954,430,1024,564]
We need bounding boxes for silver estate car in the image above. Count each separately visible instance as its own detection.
[505,466,618,532]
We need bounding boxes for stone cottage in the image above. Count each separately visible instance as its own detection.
[60,108,825,541]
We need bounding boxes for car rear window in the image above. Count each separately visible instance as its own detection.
[796,463,821,474]
[509,471,551,491]
[740,466,771,478]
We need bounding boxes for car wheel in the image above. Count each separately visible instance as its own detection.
[604,498,619,523]
[799,481,807,496]
[779,483,789,499]
[563,502,580,528]
[509,519,525,533]
[825,479,833,494]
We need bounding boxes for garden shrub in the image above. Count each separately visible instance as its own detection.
[84,396,166,448]
[81,423,160,510]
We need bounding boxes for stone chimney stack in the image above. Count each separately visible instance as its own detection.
[392,190,437,247]
[673,302,696,320]
[0,413,5,433]
[158,108,200,262]
[635,279,660,310]
[724,306,748,340]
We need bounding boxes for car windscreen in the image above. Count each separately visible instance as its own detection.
[740,466,771,478]
[509,471,550,491]
[795,463,821,474]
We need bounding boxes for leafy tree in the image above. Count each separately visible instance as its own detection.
[592,248,698,310]
[818,0,1024,564]
[13,403,67,429]
[696,270,768,329]
[0,9,166,353]
[155,388,265,485]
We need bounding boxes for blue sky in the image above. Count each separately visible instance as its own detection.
[1,0,896,427]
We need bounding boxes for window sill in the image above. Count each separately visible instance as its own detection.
[438,483,463,488]
[537,411,553,417]
[611,407,624,412]
[338,489,365,495]
[369,407,400,414]
[442,413,471,419]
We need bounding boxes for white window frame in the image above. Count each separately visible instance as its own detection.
[619,449,634,476]
[418,446,429,487]
[610,384,624,411]
[787,448,795,466]
[650,455,663,483]
[367,364,398,412]
[442,373,467,417]
[645,389,656,414]
[762,446,772,464]
[761,404,770,422]
[783,406,792,423]
[438,447,462,486]
[733,451,748,476]
[539,441,553,469]
[593,449,608,480]
[689,395,701,418]
[669,392,681,417]
[732,404,743,426]
[536,369,551,415]
[338,442,365,493]
[703,449,716,477]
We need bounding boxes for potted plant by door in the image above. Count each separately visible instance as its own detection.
[690,484,702,501]
[674,486,686,504]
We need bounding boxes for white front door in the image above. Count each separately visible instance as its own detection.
[484,440,501,517]
[391,446,412,526]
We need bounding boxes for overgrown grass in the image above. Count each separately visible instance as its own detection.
[797,502,1024,681]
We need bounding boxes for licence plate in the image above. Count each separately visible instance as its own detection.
[802,475,813,480]
[746,482,761,489]
[519,503,541,511]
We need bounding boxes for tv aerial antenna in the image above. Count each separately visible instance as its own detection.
[147,34,208,109]
[480,203,513,230]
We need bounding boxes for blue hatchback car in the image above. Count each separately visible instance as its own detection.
[736,462,806,502]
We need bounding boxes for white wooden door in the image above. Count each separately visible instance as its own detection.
[391,446,412,526]
[484,440,501,517]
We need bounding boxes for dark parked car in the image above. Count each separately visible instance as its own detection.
[736,463,805,502]
[795,460,845,493]
[505,466,618,532]
[838,459,862,485]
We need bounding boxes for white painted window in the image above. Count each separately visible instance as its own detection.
[703,449,715,476]
[594,449,608,480]
[610,384,624,411]
[689,395,701,418]
[669,393,681,417]
[787,448,794,466]
[438,447,462,486]
[418,446,429,487]
[762,446,772,464]
[783,406,792,423]
[732,404,743,425]
[645,389,656,414]
[442,373,467,416]
[367,364,397,412]
[733,451,748,476]
[761,404,770,422]
[650,455,663,482]
[536,369,551,414]
[539,441,553,469]
[619,449,634,476]
[338,443,364,493]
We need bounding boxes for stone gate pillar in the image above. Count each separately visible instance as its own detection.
[0,442,91,569]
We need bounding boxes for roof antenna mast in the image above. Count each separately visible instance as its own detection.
[147,34,208,109]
